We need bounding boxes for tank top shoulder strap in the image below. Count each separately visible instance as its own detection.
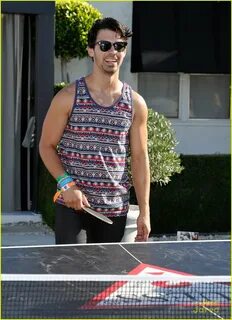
[75,77,90,100]
[121,82,132,106]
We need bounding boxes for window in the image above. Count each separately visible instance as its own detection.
[138,73,179,118]
[138,73,230,120]
[190,75,230,119]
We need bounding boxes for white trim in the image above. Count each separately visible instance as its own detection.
[2,274,231,283]
[171,119,230,127]
[1,239,230,250]
[189,73,230,76]
[179,73,190,121]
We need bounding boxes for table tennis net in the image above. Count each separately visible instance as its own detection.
[2,274,231,319]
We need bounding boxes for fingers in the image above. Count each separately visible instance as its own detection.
[135,226,150,242]
[62,188,89,211]
[135,215,151,242]
[134,227,144,242]
[135,233,148,242]
[82,194,91,207]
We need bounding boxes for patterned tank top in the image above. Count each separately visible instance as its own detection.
[57,77,133,217]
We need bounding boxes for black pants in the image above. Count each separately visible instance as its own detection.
[55,203,127,244]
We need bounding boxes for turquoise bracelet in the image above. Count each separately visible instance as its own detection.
[56,172,70,184]
[58,176,74,189]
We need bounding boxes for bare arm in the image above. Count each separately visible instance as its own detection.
[39,86,72,178]
[39,84,89,209]
[130,91,151,241]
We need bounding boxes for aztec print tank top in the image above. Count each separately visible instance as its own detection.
[57,77,133,217]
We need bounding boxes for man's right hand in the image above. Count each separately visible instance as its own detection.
[62,187,90,210]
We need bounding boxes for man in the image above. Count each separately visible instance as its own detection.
[39,17,150,244]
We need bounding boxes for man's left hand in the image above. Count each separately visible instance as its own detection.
[135,214,151,242]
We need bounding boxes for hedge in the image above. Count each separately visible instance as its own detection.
[147,155,231,234]
[38,159,56,228]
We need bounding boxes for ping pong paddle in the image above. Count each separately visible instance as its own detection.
[53,191,113,224]
[82,206,113,224]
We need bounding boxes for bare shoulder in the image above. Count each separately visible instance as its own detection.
[50,82,76,115]
[131,90,148,119]
[55,81,76,97]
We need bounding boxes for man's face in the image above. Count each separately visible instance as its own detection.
[88,29,127,75]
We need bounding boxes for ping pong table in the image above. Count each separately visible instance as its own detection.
[2,240,230,319]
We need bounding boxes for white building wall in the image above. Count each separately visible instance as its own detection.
[54,1,230,156]
[172,120,230,155]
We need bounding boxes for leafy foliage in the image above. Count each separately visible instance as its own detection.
[54,82,68,95]
[147,109,184,184]
[55,0,102,61]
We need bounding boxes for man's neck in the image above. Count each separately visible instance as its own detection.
[86,71,121,92]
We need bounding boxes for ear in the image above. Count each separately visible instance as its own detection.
[87,46,94,59]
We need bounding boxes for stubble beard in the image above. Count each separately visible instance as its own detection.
[102,62,120,76]
[103,68,117,76]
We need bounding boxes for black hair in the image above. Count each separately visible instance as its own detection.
[88,17,132,48]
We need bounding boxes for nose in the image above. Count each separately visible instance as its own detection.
[108,44,117,53]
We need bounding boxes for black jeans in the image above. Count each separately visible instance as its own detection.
[55,203,127,244]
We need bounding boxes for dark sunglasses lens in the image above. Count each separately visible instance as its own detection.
[114,42,127,52]
[99,41,111,52]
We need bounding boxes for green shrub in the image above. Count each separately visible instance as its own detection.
[147,109,183,184]
[55,0,102,61]
[54,82,67,95]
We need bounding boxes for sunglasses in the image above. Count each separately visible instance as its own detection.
[95,40,127,52]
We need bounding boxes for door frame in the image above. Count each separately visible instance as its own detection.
[2,1,55,211]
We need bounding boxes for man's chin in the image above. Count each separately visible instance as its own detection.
[103,67,118,75]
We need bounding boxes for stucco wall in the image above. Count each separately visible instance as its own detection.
[172,120,230,155]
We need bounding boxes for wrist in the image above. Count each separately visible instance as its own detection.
[138,206,150,217]
[138,203,150,210]
[56,172,75,192]
[60,181,76,192]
